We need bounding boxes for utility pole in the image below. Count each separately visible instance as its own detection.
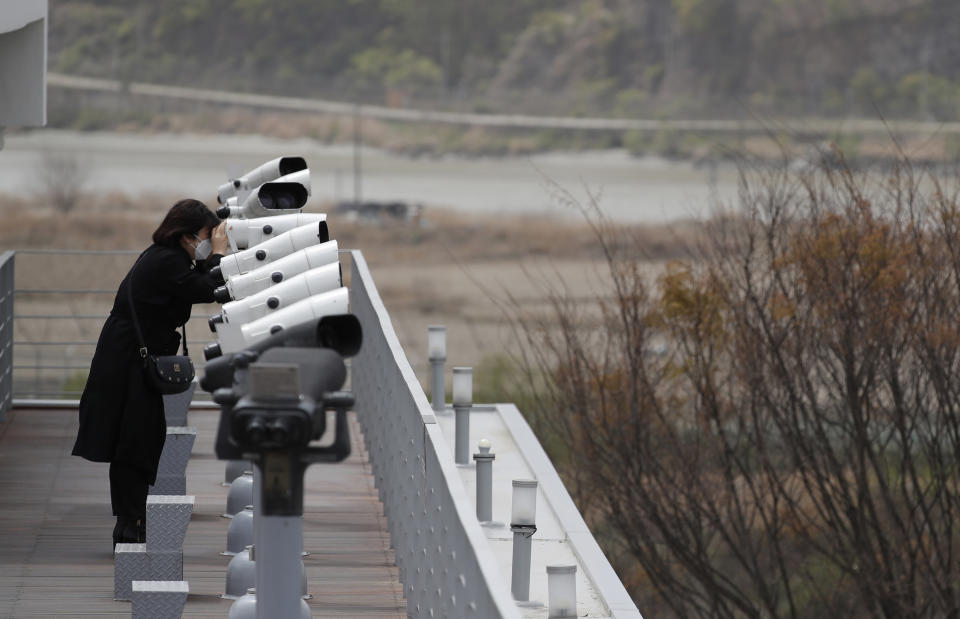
[353,104,362,206]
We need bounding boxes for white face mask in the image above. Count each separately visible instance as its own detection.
[193,235,212,261]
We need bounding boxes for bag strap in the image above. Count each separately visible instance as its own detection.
[126,253,150,360]
[126,250,188,359]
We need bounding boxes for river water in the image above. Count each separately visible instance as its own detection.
[0,130,739,223]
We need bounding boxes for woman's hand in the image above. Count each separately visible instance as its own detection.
[210,222,229,255]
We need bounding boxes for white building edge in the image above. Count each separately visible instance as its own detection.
[0,0,48,146]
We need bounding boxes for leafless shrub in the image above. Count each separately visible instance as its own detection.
[35,150,89,214]
[506,149,960,617]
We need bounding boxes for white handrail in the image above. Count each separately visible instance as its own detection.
[348,249,522,619]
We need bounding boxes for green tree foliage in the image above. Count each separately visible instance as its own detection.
[896,72,960,120]
[48,0,960,118]
[51,0,554,98]
[350,47,443,93]
[850,67,888,115]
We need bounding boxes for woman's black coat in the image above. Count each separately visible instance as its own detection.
[71,243,222,484]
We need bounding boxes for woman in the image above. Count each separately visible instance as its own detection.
[72,199,228,548]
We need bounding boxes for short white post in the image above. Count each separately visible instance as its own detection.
[510,479,538,602]
[428,326,446,413]
[547,565,577,617]
[473,439,495,522]
[453,367,473,465]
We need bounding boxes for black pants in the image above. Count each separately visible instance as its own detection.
[109,460,149,520]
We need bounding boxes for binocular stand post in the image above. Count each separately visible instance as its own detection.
[255,513,304,618]
[247,406,353,618]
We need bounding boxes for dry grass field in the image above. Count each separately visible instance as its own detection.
[0,191,687,398]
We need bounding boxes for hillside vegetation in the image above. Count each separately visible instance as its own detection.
[50,0,960,121]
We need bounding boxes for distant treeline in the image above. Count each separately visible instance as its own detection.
[49,0,960,120]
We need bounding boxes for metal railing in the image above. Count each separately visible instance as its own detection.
[0,251,13,421]
[4,246,640,617]
[349,250,521,619]
[8,249,219,401]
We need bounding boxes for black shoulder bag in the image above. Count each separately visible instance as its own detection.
[126,254,195,394]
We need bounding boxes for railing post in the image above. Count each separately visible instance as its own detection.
[349,250,525,619]
[0,251,13,422]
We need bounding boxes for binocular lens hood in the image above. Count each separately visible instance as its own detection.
[214,286,233,304]
[209,314,225,332]
[205,342,223,361]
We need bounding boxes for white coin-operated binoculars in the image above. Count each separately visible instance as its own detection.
[205,287,350,360]
[217,170,312,220]
[210,262,342,329]
[213,241,339,304]
[211,221,331,282]
[217,157,307,207]
[203,314,362,619]
[223,212,326,252]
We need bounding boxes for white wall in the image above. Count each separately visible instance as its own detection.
[0,0,47,127]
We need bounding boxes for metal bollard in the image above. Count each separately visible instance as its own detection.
[224,460,250,486]
[428,326,446,413]
[224,545,255,599]
[473,439,495,522]
[452,367,473,465]
[510,479,539,602]
[229,588,257,619]
[226,505,254,555]
[225,471,254,518]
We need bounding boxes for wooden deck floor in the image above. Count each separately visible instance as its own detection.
[0,407,406,618]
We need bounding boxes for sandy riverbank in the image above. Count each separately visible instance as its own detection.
[2,194,692,396]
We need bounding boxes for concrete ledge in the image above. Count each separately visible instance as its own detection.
[146,495,195,551]
[131,580,188,619]
[498,403,644,619]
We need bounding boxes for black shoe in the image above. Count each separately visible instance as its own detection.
[112,518,125,550]
[133,518,146,543]
[112,517,145,550]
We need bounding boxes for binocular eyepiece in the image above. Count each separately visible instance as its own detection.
[213,285,232,304]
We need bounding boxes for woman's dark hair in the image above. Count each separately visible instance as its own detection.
[152,199,220,246]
